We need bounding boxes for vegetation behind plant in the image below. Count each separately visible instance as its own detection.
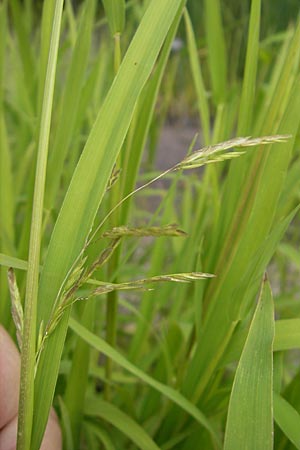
[1,0,300,449]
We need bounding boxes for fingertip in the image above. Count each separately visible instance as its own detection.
[0,326,62,449]
[0,417,17,450]
[0,325,20,429]
[0,409,62,450]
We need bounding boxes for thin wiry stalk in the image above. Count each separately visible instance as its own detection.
[88,134,290,245]
[17,1,64,449]
[105,22,124,400]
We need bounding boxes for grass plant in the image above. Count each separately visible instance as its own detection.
[1,1,300,449]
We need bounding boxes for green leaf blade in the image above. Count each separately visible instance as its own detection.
[204,0,227,104]
[274,319,300,351]
[45,0,96,209]
[224,277,275,450]
[102,0,125,36]
[32,1,186,448]
[184,8,210,145]
[85,398,160,450]
[70,318,221,448]
[274,392,300,449]
[237,0,261,135]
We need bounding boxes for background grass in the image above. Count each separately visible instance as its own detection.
[1,1,300,449]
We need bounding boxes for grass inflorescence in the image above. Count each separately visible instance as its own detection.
[1,1,300,449]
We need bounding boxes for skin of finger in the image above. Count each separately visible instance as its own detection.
[0,325,20,429]
[0,411,62,450]
[0,325,62,449]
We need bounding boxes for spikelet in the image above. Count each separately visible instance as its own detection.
[102,224,187,239]
[174,135,291,171]
[92,271,215,296]
[7,268,23,350]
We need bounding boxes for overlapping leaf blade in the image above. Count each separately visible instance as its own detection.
[32,1,186,447]
[274,392,300,449]
[70,317,221,447]
[85,398,160,450]
[224,277,274,450]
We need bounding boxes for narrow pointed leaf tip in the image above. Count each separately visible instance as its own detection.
[102,224,187,238]
[224,276,274,450]
[177,134,291,170]
[102,0,125,36]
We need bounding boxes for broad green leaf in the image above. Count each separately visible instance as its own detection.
[223,0,261,229]
[0,253,29,271]
[64,302,95,444]
[10,0,35,98]
[17,0,65,448]
[237,0,261,135]
[274,392,300,450]
[254,28,294,135]
[45,0,96,210]
[219,207,299,367]
[204,0,227,104]
[102,0,125,36]
[224,277,274,450]
[220,21,300,244]
[32,1,186,448]
[85,397,160,450]
[15,0,63,268]
[120,4,184,222]
[183,75,300,402]
[0,2,13,241]
[65,0,77,47]
[69,317,221,448]
[0,0,16,327]
[3,3,300,450]
[184,8,210,145]
[274,319,300,351]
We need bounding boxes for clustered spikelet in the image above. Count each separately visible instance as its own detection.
[102,224,187,238]
[7,268,23,350]
[8,134,290,365]
[174,135,291,170]
[92,271,215,296]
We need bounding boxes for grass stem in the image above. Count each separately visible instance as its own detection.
[104,29,123,400]
[16,2,63,448]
